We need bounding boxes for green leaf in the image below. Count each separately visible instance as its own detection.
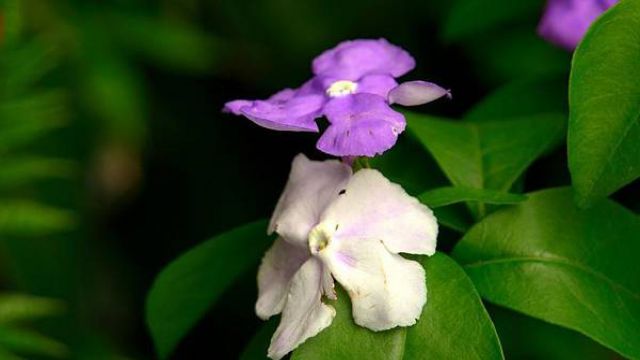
[419,186,526,208]
[464,76,568,122]
[0,157,74,189]
[568,0,640,206]
[292,253,504,360]
[407,112,566,192]
[0,294,65,324]
[464,27,570,85]
[146,220,271,359]
[239,320,277,360]
[0,201,75,236]
[0,326,67,358]
[433,206,472,233]
[453,187,640,359]
[442,0,542,42]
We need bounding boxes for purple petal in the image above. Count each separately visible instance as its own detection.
[537,0,618,50]
[312,39,415,80]
[317,94,406,157]
[357,74,398,98]
[224,85,326,132]
[388,81,451,106]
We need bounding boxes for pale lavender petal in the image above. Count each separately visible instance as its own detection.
[312,39,415,80]
[268,258,336,360]
[240,94,325,132]
[269,154,352,247]
[256,237,310,320]
[538,0,618,50]
[357,74,398,98]
[317,94,405,157]
[223,99,253,115]
[317,236,426,331]
[320,169,438,255]
[388,81,451,106]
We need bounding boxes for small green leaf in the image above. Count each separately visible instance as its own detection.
[453,187,640,359]
[407,112,566,192]
[0,201,75,236]
[0,294,65,324]
[419,186,526,208]
[292,253,504,360]
[568,0,640,206]
[146,220,271,359]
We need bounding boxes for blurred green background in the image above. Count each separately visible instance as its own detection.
[0,0,631,358]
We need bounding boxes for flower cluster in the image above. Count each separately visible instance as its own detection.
[225,39,441,359]
[225,39,449,157]
[538,0,618,50]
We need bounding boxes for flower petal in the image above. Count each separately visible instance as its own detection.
[312,38,415,80]
[317,94,406,157]
[269,154,352,247]
[537,0,617,50]
[268,258,336,360]
[319,237,427,331]
[321,169,438,255]
[223,86,326,132]
[388,81,451,106]
[256,237,310,320]
[357,74,398,98]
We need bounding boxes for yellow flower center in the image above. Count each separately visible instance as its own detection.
[326,80,358,97]
[308,223,335,254]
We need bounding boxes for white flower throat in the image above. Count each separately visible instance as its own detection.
[326,80,358,97]
[308,223,336,254]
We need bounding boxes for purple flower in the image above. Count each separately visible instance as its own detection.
[538,0,618,50]
[224,39,449,157]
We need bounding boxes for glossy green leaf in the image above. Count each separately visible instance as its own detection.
[292,253,504,360]
[146,220,271,359]
[419,186,526,208]
[433,206,472,233]
[453,188,640,359]
[442,0,542,42]
[407,112,566,192]
[568,0,640,206]
[0,201,75,236]
[464,76,568,122]
[0,294,64,324]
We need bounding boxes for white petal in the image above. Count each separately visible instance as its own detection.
[269,154,352,247]
[256,237,310,320]
[320,169,437,255]
[319,237,426,331]
[268,258,336,360]
[388,80,450,106]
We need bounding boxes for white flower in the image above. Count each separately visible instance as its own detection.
[257,154,438,359]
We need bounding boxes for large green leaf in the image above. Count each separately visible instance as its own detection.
[291,253,504,360]
[407,112,566,192]
[453,188,640,359]
[419,186,526,208]
[464,76,568,122]
[568,0,640,206]
[146,220,271,359]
